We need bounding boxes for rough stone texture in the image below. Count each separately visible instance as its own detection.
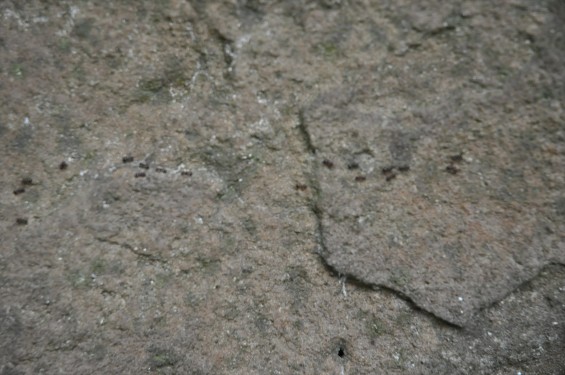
[302,0,565,325]
[0,1,564,374]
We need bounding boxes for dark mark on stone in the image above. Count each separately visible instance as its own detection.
[355,175,366,182]
[21,177,33,185]
[122,156,134,163]
[450,153,463,163]
[347,162,359,170]
[155,167,167,173]
[397,165,410,172]
[386,173,397,181]
[322,159,334,169]
[297,109,316,154]
[16,218,28,225]
[181,171,192,176]
[135,172,146,178]
[446,165,459,174]
[13,187,25,195]
[295,183,308,191]
[139,162,149,169]
[382,166,397,181]
[59,161,68,170]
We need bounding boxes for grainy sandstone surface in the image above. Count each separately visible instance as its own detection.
[1,1,564,374]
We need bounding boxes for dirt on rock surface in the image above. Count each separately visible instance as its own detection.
[1,1,564,374]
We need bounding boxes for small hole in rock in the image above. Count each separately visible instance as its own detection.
[338,347,345,358]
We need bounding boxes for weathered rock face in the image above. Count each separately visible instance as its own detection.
[301,0,565,325]
[1,0,564,374]
[223,0,565,326]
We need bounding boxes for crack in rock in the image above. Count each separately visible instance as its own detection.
[299,109,464,328]
[298,87,565,326]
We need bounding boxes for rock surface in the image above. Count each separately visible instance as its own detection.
[1,0,564,374]
[303,0,565,325]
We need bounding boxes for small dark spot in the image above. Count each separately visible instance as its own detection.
[13,187,25,195]
[450,153,463,163]
[21,177,33,185]
[155,167,167,173]
[59,161,68,170]
[181,171,192,176]
[16,218,28,225]
[139,162,149,169]
[446,165,459,175]
[338,347,345,358]
[347,162,359,170]
[382,166,397,181]
[397,165,410,172]
[295,183,308,191]
[355,176,366,182]
[322,159,334,169]
[122,156,134,163]
[382,166,394,174]
[134,172,146,178]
